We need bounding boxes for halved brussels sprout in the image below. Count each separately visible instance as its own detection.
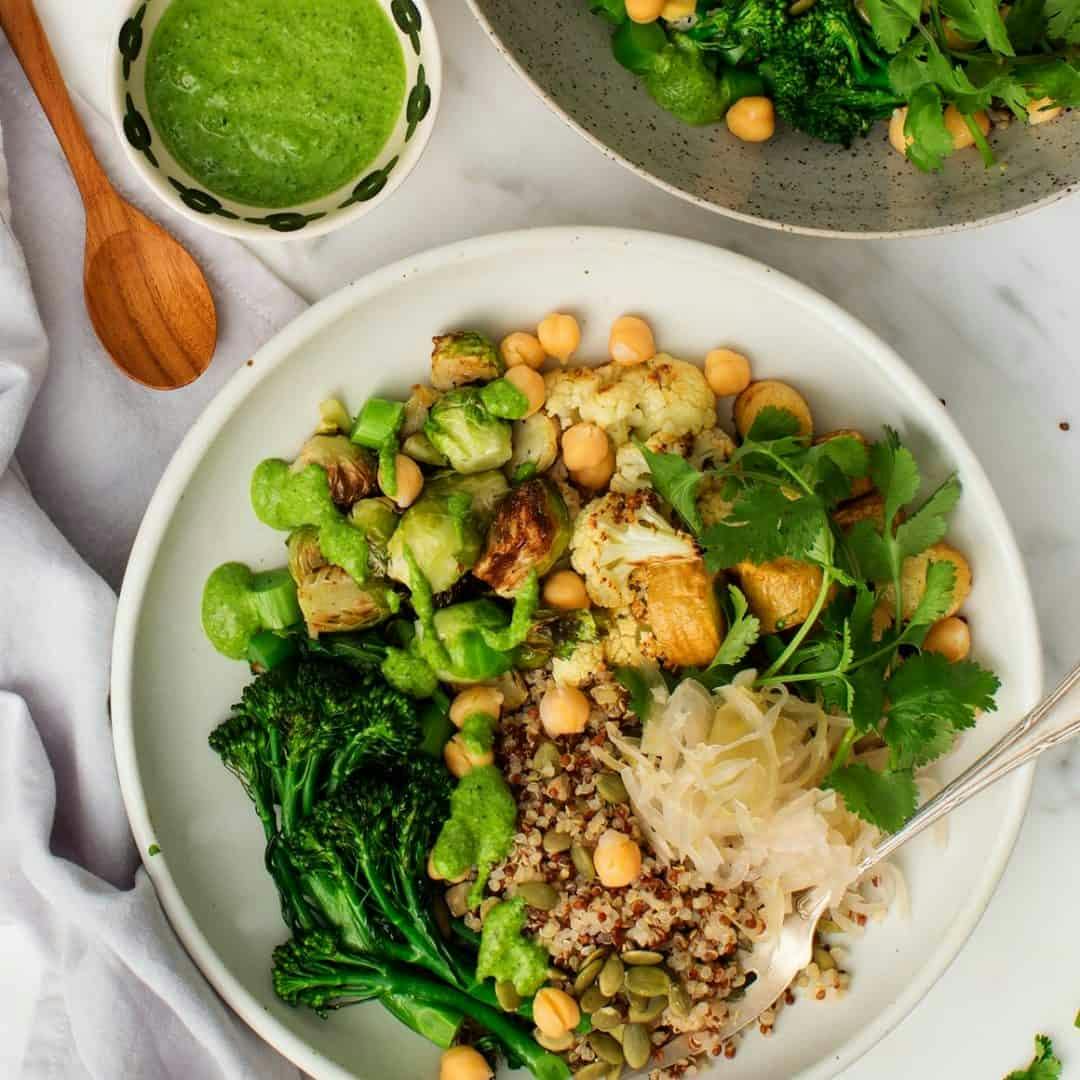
[508,413,559,479]
[287,526,326,584]
[386,471,510,593]
[291,435,377,511]
[474,479,571,597]
[402,384,442,436]
[297,566,399,636]
[431,331,503,391]
[401,431,449,466]
[424,389,513,475]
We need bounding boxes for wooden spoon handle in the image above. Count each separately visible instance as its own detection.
[0,0,112,202]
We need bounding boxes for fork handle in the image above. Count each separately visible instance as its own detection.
[856,658,1080,877]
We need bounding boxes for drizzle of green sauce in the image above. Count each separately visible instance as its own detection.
[476,898,549,997]
[431,765,516,906]
[145,0,406,207]
[251,460,338,531]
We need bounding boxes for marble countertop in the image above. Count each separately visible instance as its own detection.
[4,0,1080,1076]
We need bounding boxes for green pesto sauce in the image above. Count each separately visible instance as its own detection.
[431,765,516,906]
[318,518,370,584]
[251,460,337,531]
[459,713,497,757]
[201,561,260,658]
[145,0,406,208]
[476,897,549,997]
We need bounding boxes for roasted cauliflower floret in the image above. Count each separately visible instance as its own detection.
[570,490,700,608]
[552,637,607,688]
[544,354,717,445]
[611,432,694,494]
[602,608,656,668]
[689,427,736,470]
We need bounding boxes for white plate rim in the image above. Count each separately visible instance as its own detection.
[110,225,1043,1080]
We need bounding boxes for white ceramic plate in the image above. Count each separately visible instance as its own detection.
[112,228,1042,1080]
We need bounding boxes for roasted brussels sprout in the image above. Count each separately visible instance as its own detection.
[431,332,503,391]
[508,412,559,479]
[292,435,377,510]
[423,388,513,474]
[427,601,516,683]
[517,609,599,670]
[474,479,571,596]
[287,526,326,583]
[297,565,400,636]
[349,497,399,574]
[402,384,442,436]
[401,431,449,466]
[386,471,510,593]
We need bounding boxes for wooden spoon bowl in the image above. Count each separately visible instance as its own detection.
[1,0,217,389]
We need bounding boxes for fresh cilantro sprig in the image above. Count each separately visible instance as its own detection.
[707,585,762,670]
[1005,1035,1062,1080]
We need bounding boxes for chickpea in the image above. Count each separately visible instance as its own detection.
[626,0,665,20]
[444,734,493,778]
[389,454,424,509]
[593,829,643,888]
[661,0,696,16]
[923,617,971,663]
[572,447,616,491]
[704,348,752,398]
[1028,97,1063,125]
[532,987,581,1038]
[889,107,913,156]
[537,313,581,364]
[943,106,990,150]
[540,685,591,738]
[562,422,609,471]
[609,315,656,366]
[504,364,546,417]
[440,1045,493,1080]
[450,686,504,728]
[500,331,546,370]
[726,97,775,143]
[542,570,590,611]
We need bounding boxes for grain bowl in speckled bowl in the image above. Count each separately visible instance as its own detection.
[465,0,1078,237]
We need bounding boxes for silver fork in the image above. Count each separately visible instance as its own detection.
[652,658,1080,1068]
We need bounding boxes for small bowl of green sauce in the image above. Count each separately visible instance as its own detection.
[112,0,439,239]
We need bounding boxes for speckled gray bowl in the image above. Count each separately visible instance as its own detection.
[466,0,1078,236]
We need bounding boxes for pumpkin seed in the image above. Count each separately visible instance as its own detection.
[580,985,610,1014]
[573,951,609,995]
[624,966,670,997]
[667,982,691,1018]
[787,0,817,12]
[536,1028,575,1052]
[591,1005,623,1031]
[622,1023,652,1069]
[814,946,835,971]
[621,949,663,966]
[496,981,522,1012]
[532,741,562,773]
[626,991,649,1012]
[543,829,573,854]
[595,772,628,804]
[573,1065,610,1080]
[628,995,667,1024]
[444,881,471,918]
[599,953,625,997]
[514,881,559,911]
[606,1068,623,1080]
[588,1032,625,1066]
[571,843,596,882]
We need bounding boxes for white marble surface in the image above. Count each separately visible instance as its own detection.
[4,0,1080,1075]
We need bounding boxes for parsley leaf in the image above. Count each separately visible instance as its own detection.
[638,444,703,534]
[1005,1035,1062,1080]
[708,585,761,669]
[824,764,919,833]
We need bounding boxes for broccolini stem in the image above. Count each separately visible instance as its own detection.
[265,839,319,932]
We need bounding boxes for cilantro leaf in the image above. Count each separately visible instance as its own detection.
[904,85,957,172]
[639,444,703,534]
[1047,0,1080,40]
[894,474,962,559]
[746,406,802,442]
[1005,1035,1062,1080]
[871,428,921,526]
[844,519,893,582]
[865,0,922,50]
[904,558,956,637]
[849,660,888,733]
[825,763,919,832]
[884,652,1000,766]
[708,585,761,669]
[616,666,653,722]
[702,486,828,570]
[1005,0,1048,49]
[957,0,1016,53]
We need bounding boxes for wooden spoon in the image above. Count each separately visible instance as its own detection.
[0,0,217,389]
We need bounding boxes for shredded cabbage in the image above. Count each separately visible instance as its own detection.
[605,675,892,936]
